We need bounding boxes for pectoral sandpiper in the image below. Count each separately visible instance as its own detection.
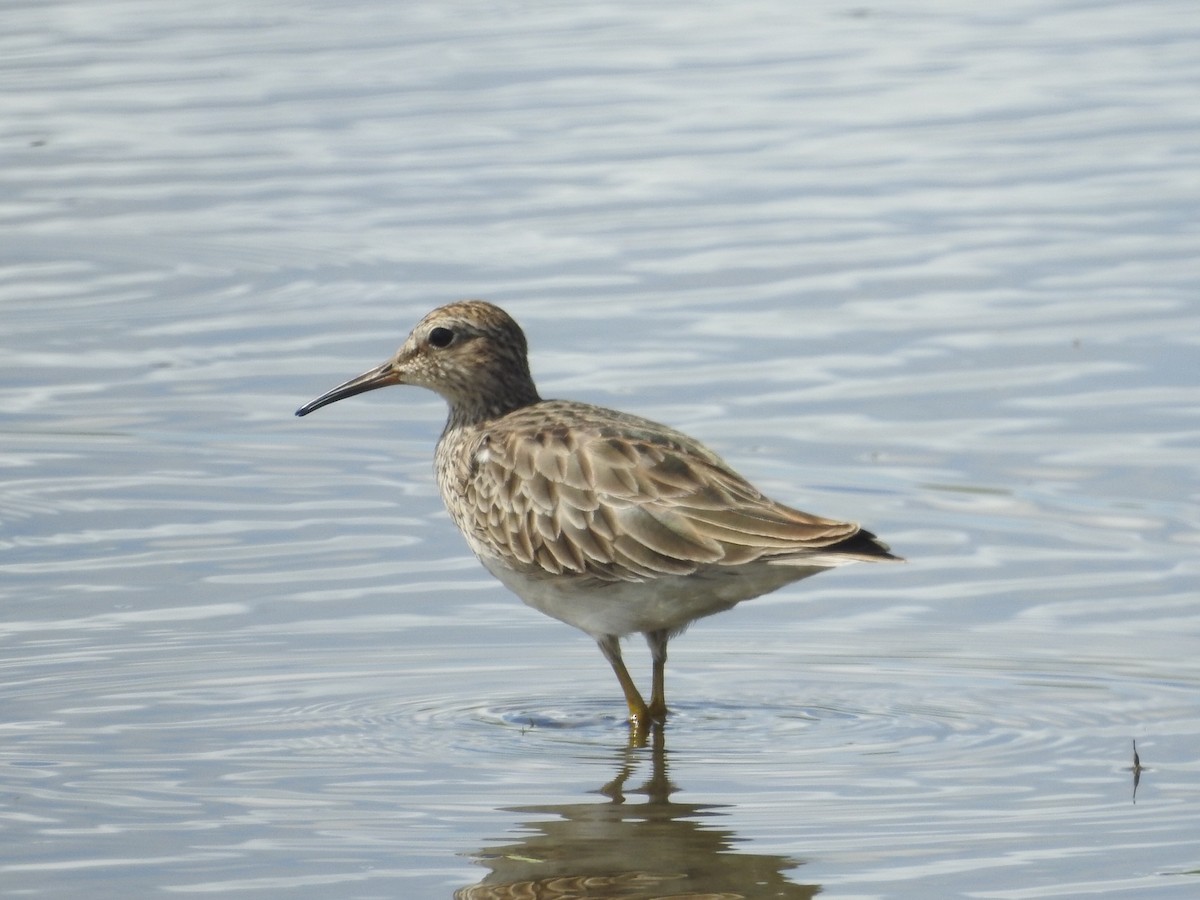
[297,301,901,733]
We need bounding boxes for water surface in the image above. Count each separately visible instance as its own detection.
[3,1,1198,896]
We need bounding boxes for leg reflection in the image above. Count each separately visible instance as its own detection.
[456,729,819,899]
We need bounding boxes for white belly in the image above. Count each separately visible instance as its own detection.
[479,556,827,638]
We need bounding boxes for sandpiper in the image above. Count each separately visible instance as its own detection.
[297,301,901,732]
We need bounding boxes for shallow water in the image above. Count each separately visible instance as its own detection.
[3,0,1199,896]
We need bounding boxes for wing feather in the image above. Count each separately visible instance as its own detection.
[451,401,888,582]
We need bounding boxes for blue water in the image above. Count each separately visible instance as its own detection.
[3,1,1198,896]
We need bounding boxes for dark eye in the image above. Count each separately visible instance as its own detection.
[428,326,455,349]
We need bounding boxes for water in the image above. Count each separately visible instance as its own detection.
[3,0,1199,896]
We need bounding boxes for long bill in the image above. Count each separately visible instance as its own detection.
[295,361,399,417]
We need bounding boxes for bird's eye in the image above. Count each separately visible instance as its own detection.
[428,326,455,349]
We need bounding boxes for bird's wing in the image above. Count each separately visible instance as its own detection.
[459,407,880,582]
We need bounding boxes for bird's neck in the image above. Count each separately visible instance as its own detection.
[444,379,541,431]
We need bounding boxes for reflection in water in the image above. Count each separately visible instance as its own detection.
[1131,740,1144,804]
[456,727,819,899]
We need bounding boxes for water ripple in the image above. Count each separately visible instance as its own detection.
[3,0,1199,896]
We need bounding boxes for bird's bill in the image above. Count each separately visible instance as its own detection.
[295,361,399,417]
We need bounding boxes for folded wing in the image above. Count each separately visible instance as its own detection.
[458,403,898,582]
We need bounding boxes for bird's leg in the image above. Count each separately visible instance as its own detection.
[596,634,652,728]
[645,629,669,721]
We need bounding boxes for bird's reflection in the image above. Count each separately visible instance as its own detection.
[456,725,819,899]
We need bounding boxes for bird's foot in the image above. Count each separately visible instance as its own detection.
[626,702,667,747]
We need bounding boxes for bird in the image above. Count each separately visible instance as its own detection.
[296,300,901,733]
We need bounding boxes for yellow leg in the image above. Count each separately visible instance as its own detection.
[596,635,651,726]
[645,629,669,721]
